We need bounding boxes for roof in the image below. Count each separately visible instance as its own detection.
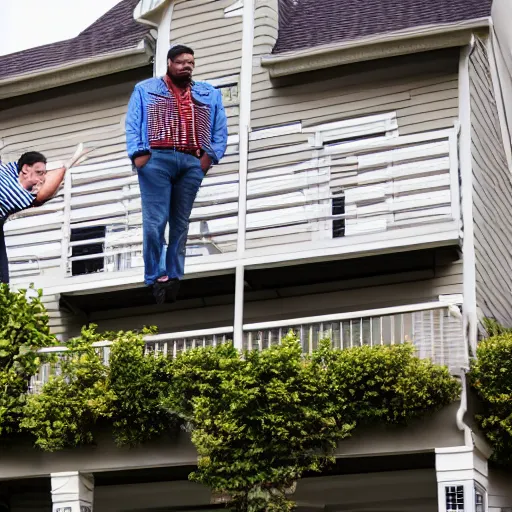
[0,0,150,81]
[272,0,493,54]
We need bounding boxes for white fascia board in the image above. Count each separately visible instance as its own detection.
[134,0,168,27]
[261,18,491,78]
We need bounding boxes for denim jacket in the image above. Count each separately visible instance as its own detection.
[125,77,228,164]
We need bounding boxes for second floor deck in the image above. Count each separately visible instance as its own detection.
[6,118,461,296]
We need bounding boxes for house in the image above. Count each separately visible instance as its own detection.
[0,0,512,510]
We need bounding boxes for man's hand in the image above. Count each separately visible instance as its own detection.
[65,143,94,170]
[134,154,151,169]
[200,153,212,174]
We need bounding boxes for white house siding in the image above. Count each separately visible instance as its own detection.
[469,37,512,327]
[0,77,148,335]
[247,0,460,256]
[167,0,243,255]
[488,465,512,512]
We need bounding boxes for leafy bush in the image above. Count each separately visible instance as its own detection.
[2,308,459,512]
[0,285,55,437]
[470,333,512,466]
[21,326,115,451]
[164,335,460,512]
[313,341,461,425]
[108,328,179,447]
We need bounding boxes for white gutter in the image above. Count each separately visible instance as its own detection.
[261,17,490,77]
[0,41,154,100]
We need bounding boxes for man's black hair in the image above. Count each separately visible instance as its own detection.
[167,45,194,61]
[17,151,47,172]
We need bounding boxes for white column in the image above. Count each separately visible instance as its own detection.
[436,447,489,512]
[51,472,94,512]
[232,0,255,348]
[133,0,174,77]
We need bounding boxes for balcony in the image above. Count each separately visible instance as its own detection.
[8,118,461,296]
[30,300,467,392]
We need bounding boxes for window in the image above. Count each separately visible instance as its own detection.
[70,226,105,276]
[475,484,486,512]
[445,485,465,512]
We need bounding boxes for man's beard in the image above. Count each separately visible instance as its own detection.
[167,70,192,87]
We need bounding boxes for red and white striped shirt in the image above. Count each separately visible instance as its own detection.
[147,76,210,157]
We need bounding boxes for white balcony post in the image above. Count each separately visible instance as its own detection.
[60,169,72,275]
[51,472,94,512]
[233,264,245,350]
[436,447,489,512]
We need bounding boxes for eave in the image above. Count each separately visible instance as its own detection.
[261,17,491,78]
[0,39,154,101]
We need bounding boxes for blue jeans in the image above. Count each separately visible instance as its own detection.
[137,150,204,286]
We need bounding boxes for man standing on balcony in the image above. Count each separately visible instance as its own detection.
[0,147,88,284]
[126,44,228,304]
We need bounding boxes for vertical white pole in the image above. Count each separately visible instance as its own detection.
[233,0,255,349]
[60,170,72,276]
[459,39,478,358]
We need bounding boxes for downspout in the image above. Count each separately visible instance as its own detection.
[457,38,477,448]
[455,368,473,447]
[233,0,255,350]
[459,36,478,358]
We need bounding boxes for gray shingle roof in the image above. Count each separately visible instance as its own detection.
[273,0,492,54]
[0,0,150,81]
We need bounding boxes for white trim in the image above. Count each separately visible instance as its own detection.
[207,74,240,88]
[60,172,72,274]
[233,264,245,350]
[249,122,302,141]
[243,301,461,331]
[302,112,397,134]
[134,0,168,27]
[459,39,478,357]
[233,0,255,347]
[323,128,454,156]
[487,28,512,170]
[38,326,234,353]
[145,326,234,341]
[261,18,490,77]
[224,0,243,18]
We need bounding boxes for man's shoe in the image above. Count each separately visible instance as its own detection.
[165,278,180,303]
[152,282,167,304]
[152,279,180,304]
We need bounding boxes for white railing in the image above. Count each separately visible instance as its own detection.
[243,302,466,371]
[29,302,466,392]
[8,126,460,287]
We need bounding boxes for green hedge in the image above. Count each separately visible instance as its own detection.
[470,328,512,467]
[0,286,460,512]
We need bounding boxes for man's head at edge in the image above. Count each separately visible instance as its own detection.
[17,151,47,192]
[167,45,195,87]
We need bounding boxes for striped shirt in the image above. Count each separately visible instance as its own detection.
[0,162,35,221]
[147,76,211,157]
